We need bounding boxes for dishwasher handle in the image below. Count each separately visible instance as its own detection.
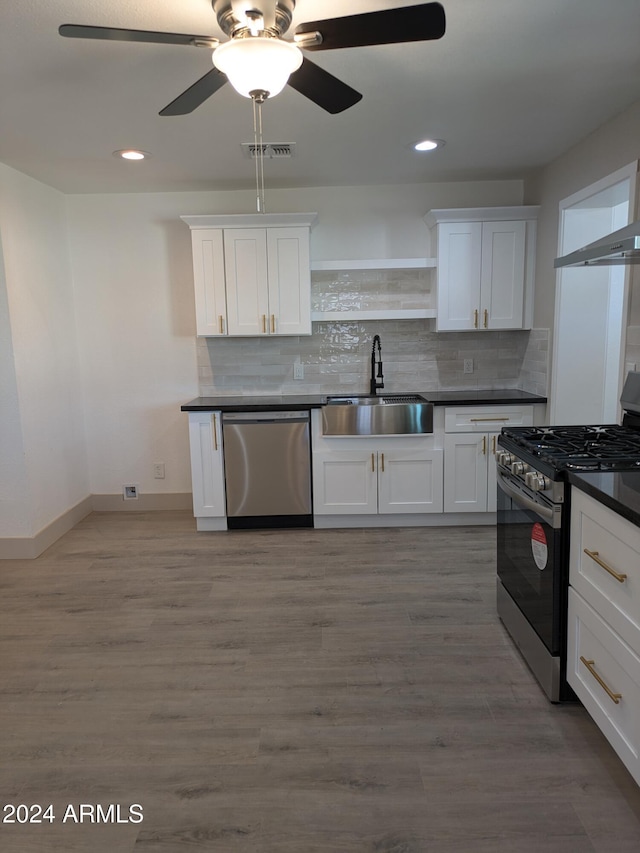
[222,410,310,424]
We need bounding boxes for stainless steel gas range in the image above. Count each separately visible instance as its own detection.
[496,371,640,702]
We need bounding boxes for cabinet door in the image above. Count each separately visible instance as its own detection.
[436,221,482,331]
[567,588,640,786]
[188,412,226,517]
[191,229,227,336]
[267,227,311,335]
[443,433,489,512]
[480,220,526,329]
[312,450,377,515]
[224,229,269,335]
[378,449,444,514]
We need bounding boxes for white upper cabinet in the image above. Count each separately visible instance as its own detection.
[182,213,316,337]
[425,207,539,332]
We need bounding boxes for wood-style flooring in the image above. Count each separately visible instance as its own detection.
[1,512,640,852]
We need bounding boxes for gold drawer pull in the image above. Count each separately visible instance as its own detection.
[483,308,488,328]
[212,413,218,451]
[584,549,628,583]
[270,314,276,333]
[474,308,478,328]
[261,314,266,333]
[469,417,510,423]
[371,453,375,473]
[381,452,385,472]
[218,314,224,334]
[580,656,622,704]
[481,436,486,455]
[491,435,496,454]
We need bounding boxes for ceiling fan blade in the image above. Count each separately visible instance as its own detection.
[159,68,227,116]
[59,23,219,49]
[294,2,446,51]
[288,58,362,114]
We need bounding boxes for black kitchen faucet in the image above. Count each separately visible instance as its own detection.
[370,334,384,395]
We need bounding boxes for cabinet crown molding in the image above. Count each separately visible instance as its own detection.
[181,212,318,230]
[424,206,540,228]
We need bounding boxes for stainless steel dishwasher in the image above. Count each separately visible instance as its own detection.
[222,411,313,529]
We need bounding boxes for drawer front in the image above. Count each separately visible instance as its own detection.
[567,588,640,785]
[444,405,534,433]
[570,489,640,651]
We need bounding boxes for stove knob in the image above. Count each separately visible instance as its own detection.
[511,461,528,475]
[526,471,550,491]
[497,452,513,466]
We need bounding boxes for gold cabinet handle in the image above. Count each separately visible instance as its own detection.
[212,413,218,451]
[381,452,385,472]
[584,549,628,583]
[474,308,478,328]
[261,314,266,333]
[580,656,622,704]
[483,308,488,328]
[491,435,496,454]
[371,453,375,473]
[470,417,510,423]
[270,314,276,333]
[481,436,487,455]
[218,314,224,334]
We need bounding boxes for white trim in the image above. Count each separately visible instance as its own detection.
[181,213,317,230]
[0,493,192,560]
[424,206,540,228]
[313,512,495,528]
[0,496,93,560]
[551,161,638,424]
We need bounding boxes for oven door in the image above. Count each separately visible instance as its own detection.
[496,468,564,655]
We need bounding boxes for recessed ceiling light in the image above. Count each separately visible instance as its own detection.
[113,149,151,160]
[414,138,445,152]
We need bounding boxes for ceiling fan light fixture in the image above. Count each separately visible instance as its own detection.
[212,36,302,99]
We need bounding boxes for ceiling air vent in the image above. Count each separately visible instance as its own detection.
[241,143,296,160]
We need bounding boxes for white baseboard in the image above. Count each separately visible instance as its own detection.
[0,493,192,560]
[91,492,192,512]
[313,512,496,528]
[0,496,94,560]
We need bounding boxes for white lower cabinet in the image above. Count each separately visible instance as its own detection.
[187,412,226,524]
[443,405,534,513]
[567,488,640,786]
[443,432,499,512]
[313,443,443,515]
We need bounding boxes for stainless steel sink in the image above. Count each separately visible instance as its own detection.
[322,394,433,435]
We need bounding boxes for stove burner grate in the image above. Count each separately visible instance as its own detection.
[501,423,640,472]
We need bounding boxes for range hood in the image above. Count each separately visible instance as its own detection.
[554,220,640,268]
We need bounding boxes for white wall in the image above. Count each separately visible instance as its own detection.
[525,99,640,332]
[66,179,524,500]
[0,164,89,538]
[0,234,30,537]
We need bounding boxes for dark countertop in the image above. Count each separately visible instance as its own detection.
[569,471,640,529]
[181,389,546,412]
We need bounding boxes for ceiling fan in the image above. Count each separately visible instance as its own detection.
[59,1,446,116]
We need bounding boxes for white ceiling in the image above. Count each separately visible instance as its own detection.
[1,0,640,194]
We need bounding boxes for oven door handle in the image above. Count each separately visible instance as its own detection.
[496,469,556,524]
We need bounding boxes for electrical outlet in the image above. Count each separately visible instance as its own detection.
[463,358,474,374]
[153,463,165,479]
[123,484,139,500]
[294,360,304,380]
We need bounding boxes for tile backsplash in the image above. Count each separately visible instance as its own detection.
[311,268,433,314]
[197,267,549,397]
[197,322,550,397]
